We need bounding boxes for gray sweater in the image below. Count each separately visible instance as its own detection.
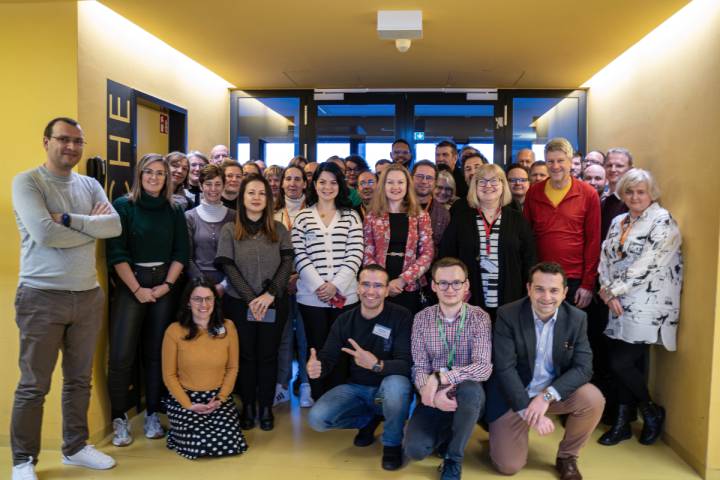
[12,166,122,291]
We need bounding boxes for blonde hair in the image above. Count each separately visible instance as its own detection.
[369,163,420,216]
[467,164,512,209]
[128,153,174,205]
[544,137,574,160]
[616,168,660,202]
[264,165,284,181]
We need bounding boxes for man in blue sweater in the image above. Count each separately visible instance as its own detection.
[307,264,412,471]
[11,118,122,480]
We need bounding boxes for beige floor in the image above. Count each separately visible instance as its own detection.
[3,395,701,479]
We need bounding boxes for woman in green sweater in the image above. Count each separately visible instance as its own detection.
[106,153,189,447]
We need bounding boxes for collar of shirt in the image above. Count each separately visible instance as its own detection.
[531,308,558,329]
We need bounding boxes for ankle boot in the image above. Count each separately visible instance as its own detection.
[639,401,665,445]
[598,404,633,445]
[259,406,274,431]
[241,403,256,430]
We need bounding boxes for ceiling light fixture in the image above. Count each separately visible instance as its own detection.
[377,10,422,53]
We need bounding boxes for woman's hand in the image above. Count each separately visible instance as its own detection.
[249,292,275,321]
[204,398,222,414]
[188,403,210,414]
[388,278,406,296]
[607,297,624,317]
[315,282,337,303]
[287,273,299,295]
[151,283,171,299]
[134,287,157,303]
[214,283,225,298]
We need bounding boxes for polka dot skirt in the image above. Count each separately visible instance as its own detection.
[165,388,248,460]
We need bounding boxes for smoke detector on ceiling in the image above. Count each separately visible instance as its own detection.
[377,10,422,53]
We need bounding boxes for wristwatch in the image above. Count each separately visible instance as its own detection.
[61,213,71,227]
[372,361,383,373]
[164,280,175,290]
[542,390,555,403]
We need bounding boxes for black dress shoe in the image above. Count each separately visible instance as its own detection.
[639,402,665,445]
[381,445,403,471]
[555,456,582,480]
[259,406,274,431]
[240,403,256,430]
[598,404,633,446]
[354,415,383,447]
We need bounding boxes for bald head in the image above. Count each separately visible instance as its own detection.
[210,145,229,164]
[515,149,535,169]
[584,164,606,195]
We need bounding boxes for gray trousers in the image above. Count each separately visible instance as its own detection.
[11,285,104,465]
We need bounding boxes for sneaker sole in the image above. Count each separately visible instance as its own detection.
[62,458,116,470]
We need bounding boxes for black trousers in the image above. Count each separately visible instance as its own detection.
[607,338,651,405]
[223,294,287,409]
[298,303,357,399]
[108,264,177,419]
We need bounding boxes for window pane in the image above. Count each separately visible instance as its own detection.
[413,104,494,162]
[317,143,350,161]
[316,104,395,161]
[512,97,580,161]
[236,142,250,163]
[415,143,437,162]
[264,143,295,167]
[363,143,393,167]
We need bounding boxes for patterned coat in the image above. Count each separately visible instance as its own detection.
[599,202,683,351]
[363,211,434,292]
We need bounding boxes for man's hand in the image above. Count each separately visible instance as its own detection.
[306,348,322,379]
[134,287,157,303]
[420,374,439,408]
[90,201,112,216]
[534,416,555,436]
[433,386,457,412]
[341,338,379,370]
[151,283,171,299]
[524,394,551,428]
[574,287,593,309]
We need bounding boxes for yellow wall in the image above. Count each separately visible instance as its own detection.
[584,0,720,476]
[0,1,79,447]
[137,103,170,158]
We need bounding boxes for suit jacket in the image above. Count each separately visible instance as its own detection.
[485,297,593,423]
[439,200,536,310]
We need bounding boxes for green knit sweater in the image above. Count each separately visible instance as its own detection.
[106,192,189,267]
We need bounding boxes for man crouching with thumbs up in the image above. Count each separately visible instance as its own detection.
[307,264,413,471]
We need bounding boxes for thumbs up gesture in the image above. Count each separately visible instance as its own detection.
[306,348,322,379]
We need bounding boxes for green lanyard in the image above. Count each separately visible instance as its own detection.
[436,304,467,369]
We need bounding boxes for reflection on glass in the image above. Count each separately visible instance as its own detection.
[413,104,495,163]
[236,95,299,164]
[512,97,580,161]
[316,104,395,161]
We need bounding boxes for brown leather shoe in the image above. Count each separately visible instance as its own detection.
[555,456,582,480]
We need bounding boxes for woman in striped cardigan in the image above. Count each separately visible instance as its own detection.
[363,164,434,315]
[292,162,364,399]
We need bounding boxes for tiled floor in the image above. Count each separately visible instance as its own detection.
[2,395,700,479]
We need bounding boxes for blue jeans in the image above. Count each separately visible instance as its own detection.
[404,381,485,463]
[277,295,309,386]
[308,375,412,447]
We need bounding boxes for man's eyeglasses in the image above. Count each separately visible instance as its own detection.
[50,136,86,146]
[359,179,376,187]
[508,178,529,184]
[433,279,466,291]
[414,174,436,182]
[392,150,410,156]
[359,281,387,290]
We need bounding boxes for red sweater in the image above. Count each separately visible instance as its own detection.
[523,178,601,290]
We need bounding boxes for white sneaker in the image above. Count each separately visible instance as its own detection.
[12,457,37,480]
[144,412,165,439]
[112,415,133,446]
[62,445,116,470]
[273,384,290,406]
[300,383,314,408]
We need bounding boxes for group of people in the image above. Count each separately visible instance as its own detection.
[11,117,683,480]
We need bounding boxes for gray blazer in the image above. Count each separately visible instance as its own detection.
[485,297,593,423]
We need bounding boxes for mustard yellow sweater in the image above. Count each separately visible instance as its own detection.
[162,320,238,409]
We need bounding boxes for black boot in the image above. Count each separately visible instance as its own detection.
[382,445,403,471]
[259,406,274,431]
[639,401,665,445]
[354,415,383,447]
[241,403,256,430]
[598,404,633,446]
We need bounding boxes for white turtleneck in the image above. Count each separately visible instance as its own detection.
[282,194,305,225]
[196,200,229,223]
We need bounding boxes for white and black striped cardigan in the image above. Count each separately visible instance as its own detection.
[292,206,364,307]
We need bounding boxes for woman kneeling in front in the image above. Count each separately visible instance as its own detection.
[162,277,248,459]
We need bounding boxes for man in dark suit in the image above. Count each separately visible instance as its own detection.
[486,262,604,480]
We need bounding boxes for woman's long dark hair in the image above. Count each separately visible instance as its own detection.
[306,161,352,209]
[177,277,226,340]
[233,173,279,242]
